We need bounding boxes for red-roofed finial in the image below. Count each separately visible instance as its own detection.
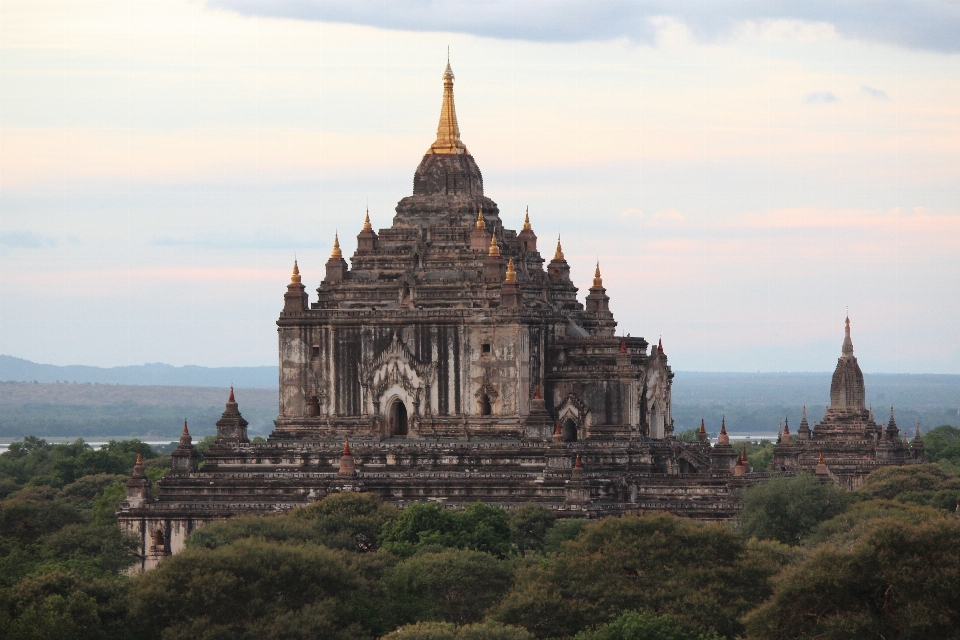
[574,453,583,469]
[620,337,627,353]
[342,440,352,456]
[720,417,727,436]
[182,419,189,436]
[554,421,562,435]
[657,338,664,355]
[534,384,542,400]
[699,418,706,434]
[228,386,235,403]
[783,417,790,435]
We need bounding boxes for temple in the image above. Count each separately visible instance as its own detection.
[772,316,923,488]
[116,62,922,571]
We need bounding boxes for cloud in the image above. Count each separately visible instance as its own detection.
[653,209,685,223]
[152,230,328,250]
[208,0,960,53]
[0,230,56,249]
[861,85,891,100]
[805,91,838,103]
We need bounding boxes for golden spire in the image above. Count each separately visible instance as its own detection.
[488,232,500,257]
[593,262,603,287]
[554,236,564,260]
[505,258,516,282]
[522,206,531,231]
[476,207,485,230]
[428,57,468,155]
[291,259,301,285]
[362,208,372,232]
[331,233,342,259]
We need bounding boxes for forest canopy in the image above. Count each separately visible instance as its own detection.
[1,437,959,639]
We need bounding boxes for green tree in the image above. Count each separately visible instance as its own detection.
[384,549,515,626]
[572,611,724,640]
[494,513,788,639]
[743,440,775,472]
[0,437,157,489]
[855,463,960,511]
[380,620,533,640]
[739,473,850,545]
[542,518,589,554]
[922,425,960,463]
[804,499,945,548]
[0,567,131,640]
[379,502,513,558]
[744,517,960,639]
[508,504,556,556]
[188,492,398,553]
[291,491,399,552]
[128,538,382,639]
[0,486,85,543]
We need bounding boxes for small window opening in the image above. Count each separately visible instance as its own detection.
[482,343,491,354]
[480,394,492,416]
[390,399,408,437]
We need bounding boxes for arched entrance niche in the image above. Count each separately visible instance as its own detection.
[561,418,578,442]
[389,398,408,437]
[479,394,492,416]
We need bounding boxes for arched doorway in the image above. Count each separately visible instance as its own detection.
[561,418,578,442]
[479,394,492,416]
[389,399,408,437]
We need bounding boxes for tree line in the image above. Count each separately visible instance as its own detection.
[1,430,959,639]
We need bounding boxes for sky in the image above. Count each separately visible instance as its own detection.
[1,0,959,373]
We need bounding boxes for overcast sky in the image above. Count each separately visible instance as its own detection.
[2,0,959,373]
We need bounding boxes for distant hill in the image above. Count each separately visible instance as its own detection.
[0,355,276,388]
[0,358,956,439]
[672,371,960,435]
[0,382,276,439]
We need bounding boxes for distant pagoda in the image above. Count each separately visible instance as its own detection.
[772,316,923,488]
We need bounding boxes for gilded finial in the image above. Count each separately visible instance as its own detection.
[523,206,531,231]
[291,259,301,285]
[362,208,372,232]
[476,207,485,230]
[135,452,143,466]
[488,232,500,257]
[331,233,342,259]
[505,258,516,283]
[429,56,467,155]
[554,236,564,260]
[593,262,603,287]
